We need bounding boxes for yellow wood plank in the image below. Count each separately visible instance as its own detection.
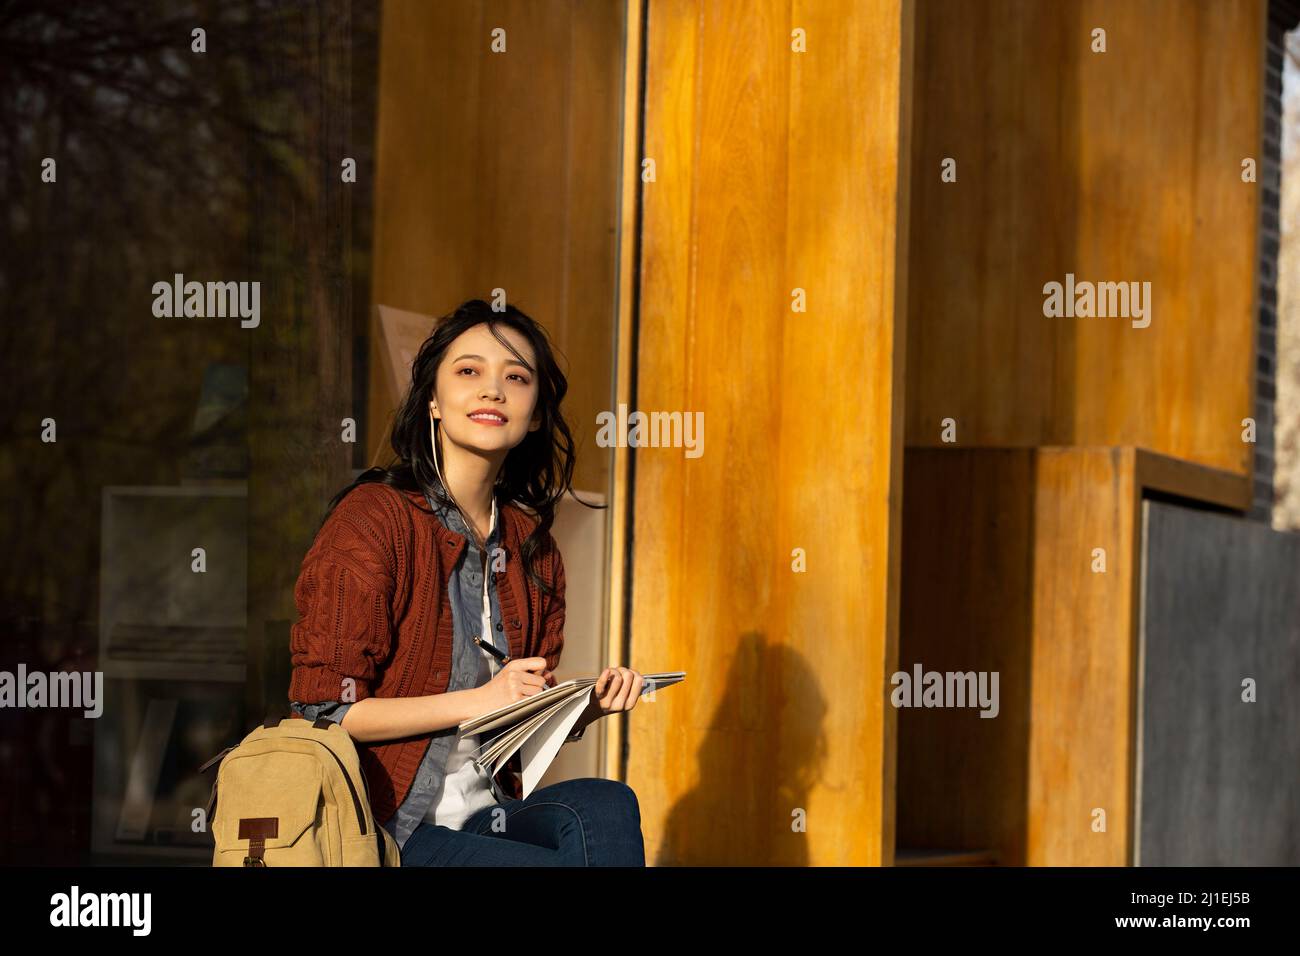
[632,0,911,866]
[905,0,1265,480]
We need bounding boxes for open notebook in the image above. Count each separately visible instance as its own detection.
[464,672,686,798]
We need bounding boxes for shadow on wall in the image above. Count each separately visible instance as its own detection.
[655,632,829,866]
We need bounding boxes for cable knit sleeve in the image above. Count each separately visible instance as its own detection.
[287,487,400,705]
[537,535,566,675]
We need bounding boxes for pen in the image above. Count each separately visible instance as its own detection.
[473,634,511,666]
[475,635,558,687]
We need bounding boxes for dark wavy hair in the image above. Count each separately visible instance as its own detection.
[320,298,602,597]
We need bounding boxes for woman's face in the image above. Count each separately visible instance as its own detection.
[430,322,541,460]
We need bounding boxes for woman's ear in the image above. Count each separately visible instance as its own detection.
[429,399,440,421]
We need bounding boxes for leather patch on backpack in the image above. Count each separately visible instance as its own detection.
[239,817,279,866]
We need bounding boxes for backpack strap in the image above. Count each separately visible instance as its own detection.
[263,714,337,731]
[197,745,237,832]
[198,745,235,775]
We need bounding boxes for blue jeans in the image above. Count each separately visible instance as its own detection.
[399,777,646,866]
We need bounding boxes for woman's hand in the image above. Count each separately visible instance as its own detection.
[474,657,549,713]
[581,667,644,724]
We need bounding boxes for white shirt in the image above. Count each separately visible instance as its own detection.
[424,497,502,830]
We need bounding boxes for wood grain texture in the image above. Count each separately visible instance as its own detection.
[897,447,1138,866]
[904,0,1265,480]
[1134,446,1252,511]
[631,0,912,866]
[898,449,1035,866]
[604,0,645,782]
[1027,446,1139,865]
[898,446,1247,864]
[368,0,624,496]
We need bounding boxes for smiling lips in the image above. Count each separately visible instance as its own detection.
[468,409,508,426]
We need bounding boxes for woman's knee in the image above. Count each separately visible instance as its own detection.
[535,777,637,818]
[574,778,641,828]
[565,779,644,866]
[609,780,640,818]
[575,777,638,808]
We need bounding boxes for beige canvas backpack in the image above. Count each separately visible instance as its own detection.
[200,715,400,867]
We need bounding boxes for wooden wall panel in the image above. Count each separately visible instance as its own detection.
[369,0,624,495]
[631,0,913,866]
[905,0,1265,479]
[1025,446,1254,864]
[898,446,1248,865]
[1026,447,1140,865]
[369,0,480,446]
[905,0,1077,450]
[602,0,645,786]
[898,449,1036,866]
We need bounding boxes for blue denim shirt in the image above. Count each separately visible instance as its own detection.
[291,491,508,851]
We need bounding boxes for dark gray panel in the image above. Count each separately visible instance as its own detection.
[1138,499,1300,865]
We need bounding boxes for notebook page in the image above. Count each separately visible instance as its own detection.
[519,688,594,798]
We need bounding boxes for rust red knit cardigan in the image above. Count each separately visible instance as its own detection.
[287,481,566,824]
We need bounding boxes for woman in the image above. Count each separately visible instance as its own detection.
[288,298,646,866]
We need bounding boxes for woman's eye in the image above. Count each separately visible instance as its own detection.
[456,366,528,384]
